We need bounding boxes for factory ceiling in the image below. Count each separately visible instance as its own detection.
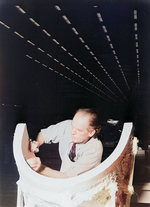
[0,0,150,148]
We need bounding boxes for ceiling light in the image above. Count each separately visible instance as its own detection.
[54,59,59,63]
[29,18,40,27]
[42,29,51,36]
[106,35,111,41]
[53,39,60,45]
[85,45,90,50]
[74,57,78,61]
[27,40,35,46]
[34,59,40,64]
[72,28,79,35]
[47,53,52,58]
[134,23,137,31]
[134,10,137,19]
[102,26,107,33]
[14,31,24,38]
[97,13,103,22]
[15,5,26,14]
[54,5,61,11]
[42,64,47,68]
[26,54,32,59]
[68,52,73,57]
[90,51,94,56]
[61,46,67,51]
[62,15,71,24]
[0,21,10,29]
[60,63,65,67]
[49,67,53,71]
[135,34,138,40]
[79,37,85,43]
[38,48,44,52]
[110,44,113,49]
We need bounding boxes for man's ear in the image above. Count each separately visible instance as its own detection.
[88,129,96,137]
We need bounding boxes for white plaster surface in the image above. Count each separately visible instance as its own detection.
[13,122,133,207]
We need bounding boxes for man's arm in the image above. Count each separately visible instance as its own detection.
[36,132,45,146]
[30,132,45,153]
[27,157,69,179]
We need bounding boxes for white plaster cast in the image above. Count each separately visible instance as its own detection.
[13,122,133,207]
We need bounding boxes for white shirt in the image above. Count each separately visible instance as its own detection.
[41,120,103,177]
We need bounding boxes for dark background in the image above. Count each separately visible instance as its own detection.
[0,0,150,205]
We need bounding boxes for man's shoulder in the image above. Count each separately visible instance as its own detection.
[59,119,72,126]
[89,138,103,149]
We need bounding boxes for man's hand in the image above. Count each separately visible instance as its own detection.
[27,157,69,178]
[27,157,42,172]
[30,140,39,153]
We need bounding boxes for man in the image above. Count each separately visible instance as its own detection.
[27,108,103,178]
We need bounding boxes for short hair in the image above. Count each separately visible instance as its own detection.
[75,108,101,138]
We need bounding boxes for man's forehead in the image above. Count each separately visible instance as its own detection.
[73,112,90,126]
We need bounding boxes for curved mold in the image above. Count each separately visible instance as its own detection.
[13,122,137,207]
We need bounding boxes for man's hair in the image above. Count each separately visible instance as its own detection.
[75,108,101,138]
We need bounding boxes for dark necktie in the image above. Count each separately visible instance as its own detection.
[69,142,76,162]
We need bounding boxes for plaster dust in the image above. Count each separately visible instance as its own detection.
[79,188,112,207]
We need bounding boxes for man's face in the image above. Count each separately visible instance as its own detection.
[71,112,95,144]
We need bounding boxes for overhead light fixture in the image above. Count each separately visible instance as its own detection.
[106,35,111,41]
[61,46,67,51]
[97,13,103,22]
[53,39,60,45]
[26,54,32,59]
[134,23,137,31]
[79,37,85,43]
[90,51,94,56]
[34,59,40,64]
[110,43,113,49]
[42,29,51,36]
[38,48,44,53]
[14,31,24,39]
[135,34,138,40]
[42,64,47,68]
[15,5,26,14]
[85,45,90,50]
[47,53,52,58]
[27,40,35,46]
[29,18,40,27]
[102,26,107,33]
[0,21,10,29]
[134,10,137,19]
[62,15,71,24]
[72,28,79,35]
[54,5,61,11]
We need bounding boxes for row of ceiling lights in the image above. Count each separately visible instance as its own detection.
[15,4,118,102]
[55,5,125,101]
[0,12,113,102]
[14,5,118,102]
[134,10,140,85]
[1,4,137,103]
